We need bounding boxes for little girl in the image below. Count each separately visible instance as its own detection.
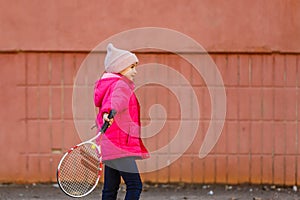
[94,43,149,200]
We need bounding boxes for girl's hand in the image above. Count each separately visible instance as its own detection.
[103,112,114,126]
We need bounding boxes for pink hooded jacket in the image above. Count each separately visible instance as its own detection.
[94,73,149,161]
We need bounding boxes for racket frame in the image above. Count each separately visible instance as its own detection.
[56,132,102,198]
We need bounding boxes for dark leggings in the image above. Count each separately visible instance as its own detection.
[101,157,142,200]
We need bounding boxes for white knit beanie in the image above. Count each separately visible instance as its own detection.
[104,43,139,73]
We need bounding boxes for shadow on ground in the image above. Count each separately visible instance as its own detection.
[0,183,299,200]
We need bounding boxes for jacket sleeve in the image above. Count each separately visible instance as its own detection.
[111,80,132,113]
[111,81,141,137]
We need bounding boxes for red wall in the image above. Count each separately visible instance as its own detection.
[0,0,300,184]
[1,0,300,52]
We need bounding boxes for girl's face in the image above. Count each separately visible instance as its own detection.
[120,62,138,81]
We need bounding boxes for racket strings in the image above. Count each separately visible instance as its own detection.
[58,143,101,197]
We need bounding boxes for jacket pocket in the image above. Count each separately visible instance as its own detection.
[128,122,140,138]
[127,135,140,147]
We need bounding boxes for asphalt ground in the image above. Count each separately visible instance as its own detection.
[1,183,300,200]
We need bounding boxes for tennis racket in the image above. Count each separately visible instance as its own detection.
[57,109,117,198]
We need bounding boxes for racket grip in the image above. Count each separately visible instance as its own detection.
[100,109,117,133]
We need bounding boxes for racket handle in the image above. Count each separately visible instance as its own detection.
[100,109,117,133]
